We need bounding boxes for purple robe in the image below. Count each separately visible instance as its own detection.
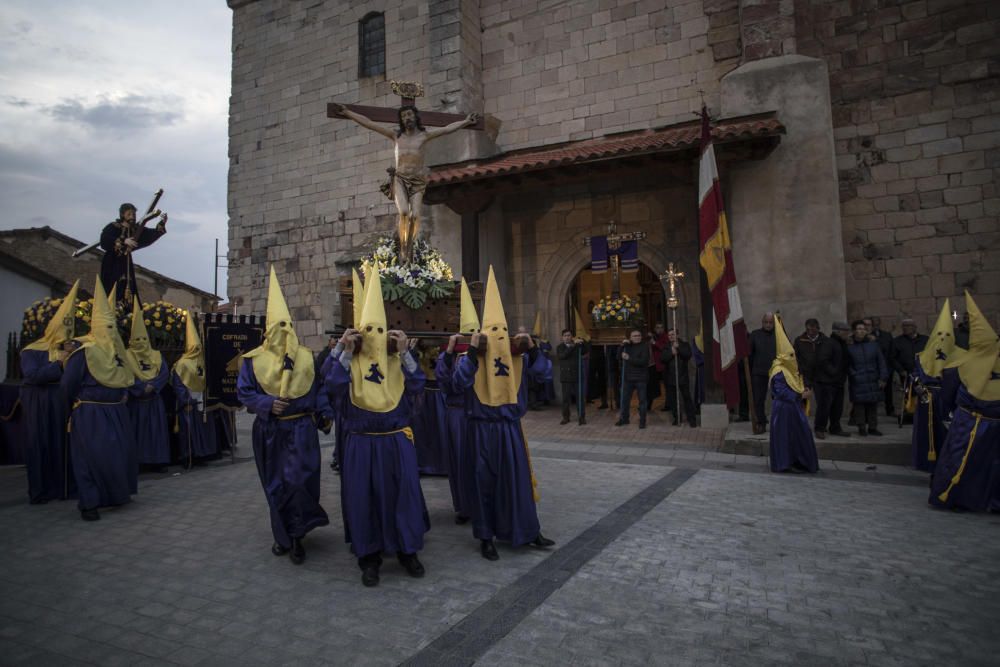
[320,352,345,468]
[453,347,550,546]
[910,360,959,473]
[20,349,74,502]
[170,371,218,466]
[929,385,1000,512]
[237,360,331,549]
[768,372,819,473]
[325,354,429,557]
[437,351,472,515]
[412,373,449,476]
[128,359,170,471]
[60,352,133,511]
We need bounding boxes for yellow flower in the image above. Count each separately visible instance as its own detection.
[83,315,91,323]
[154,321,162,329]
[165,324,172,331]
[144,319,151,325]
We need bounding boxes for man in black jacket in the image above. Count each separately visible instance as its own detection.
[662,329,697,427]
[864,316,895,416]
[616,329,650,429]
[891,319,928,385]
[813,322,851,439]
[793,319,825,388]
[556,329,589,425]
[748,313,776,434]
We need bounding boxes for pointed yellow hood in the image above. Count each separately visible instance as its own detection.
[474,266,522,407]
[75,276,135,388]
[459,277,480,335]
[918,299,955,379]
[573,306,591,343]
[769,314,804,394]
[127,296,162,382]
[243,266,314,399]
[173,309,206,392]
[351,267,365,328]
[350,260,404,412]
[25,279,80,361]
[947,292,1000,401]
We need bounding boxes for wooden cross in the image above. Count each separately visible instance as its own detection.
[583,220,646,297]
[327,80,486,130]
[659,262,685,310]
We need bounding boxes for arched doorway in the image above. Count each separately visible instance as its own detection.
[567,262,667,334]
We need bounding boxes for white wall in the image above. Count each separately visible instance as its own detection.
[1,267,51,379]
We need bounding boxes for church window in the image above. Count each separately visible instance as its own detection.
[359,12,385,78]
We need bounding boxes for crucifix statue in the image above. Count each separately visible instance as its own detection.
[329,81,483,263]
[583,220,647,297]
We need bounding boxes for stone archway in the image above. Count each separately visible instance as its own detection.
[537,232,673,341]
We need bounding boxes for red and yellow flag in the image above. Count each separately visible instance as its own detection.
[698,106,748,408]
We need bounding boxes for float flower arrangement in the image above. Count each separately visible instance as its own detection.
[360,235,455,309]
[592,294,644,328]
[22,296,188,349]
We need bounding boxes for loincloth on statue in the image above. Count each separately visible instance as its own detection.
[380,167,427,201]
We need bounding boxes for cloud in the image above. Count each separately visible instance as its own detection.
[48,94,184,131]
[4,97,32,108]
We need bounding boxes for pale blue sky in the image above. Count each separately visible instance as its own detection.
[0,1,232,297]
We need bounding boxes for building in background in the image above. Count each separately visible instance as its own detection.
[225,0,998,394]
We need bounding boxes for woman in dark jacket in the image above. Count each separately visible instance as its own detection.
[847,320,889,436]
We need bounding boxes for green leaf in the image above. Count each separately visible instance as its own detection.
[427,281,453,299]
[402,287,427,309]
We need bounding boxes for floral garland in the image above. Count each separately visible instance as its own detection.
[360,235,455,309]
[21,297,188,349]
[592,294,644,328]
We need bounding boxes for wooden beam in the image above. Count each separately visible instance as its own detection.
[327,102,486,130]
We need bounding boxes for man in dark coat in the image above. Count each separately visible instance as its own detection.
[891,319,928,386]
[864,316,895,416]
[847,320,889,436]
[748,313,776,434]
[793,319,825,389]
[813,322,851,439]
[616,329,650,429]
[647,323,669,410]
[100,203,167,309]
[557,329,589,425]
[661,329,697,427]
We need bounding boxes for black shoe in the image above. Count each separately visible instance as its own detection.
[661,407,670,412]
[688,420,697,428]
[671,419,679,426]
[615,419,628,426]
[480,539,499,561]
[598,403,608,410]
[815,431,826,440]
[530,533,555,548]
[271,542,289,556]
[639,422,646,429]
[858,427,868,437]
[578,418,586,425]
[289,539,305,565]
[830,429,851,437]
[455,514,470,525]
[560,418,569,425]
[869,429,883,436]
[398,553,425,578]
[361,566,380,587]
[80,508,100,522]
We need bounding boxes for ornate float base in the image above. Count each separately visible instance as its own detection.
[337,276,483,335]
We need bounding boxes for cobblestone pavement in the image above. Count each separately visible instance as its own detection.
[1,420,998,666]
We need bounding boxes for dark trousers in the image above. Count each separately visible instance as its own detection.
[851,402,878,431]
[813,382,845,433]
[620,381,647,424]
[561,381,584,421]
[751,374,769,426]
[737,361,750,420]
[883,375,894,414]
[665,384,696,426]
[646,368,664,409]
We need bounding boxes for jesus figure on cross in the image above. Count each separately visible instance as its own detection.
[331,101,479,262]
